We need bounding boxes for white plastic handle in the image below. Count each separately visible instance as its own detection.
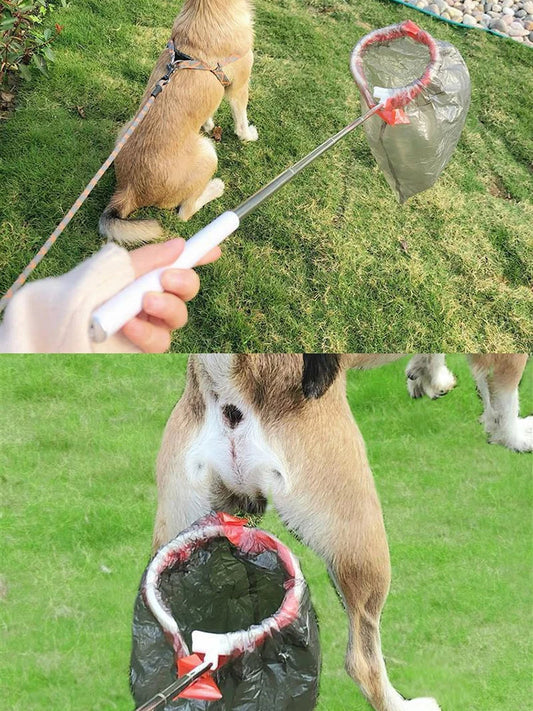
[89,210,240,342]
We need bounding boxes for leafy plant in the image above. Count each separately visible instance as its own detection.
[0,0,66,85]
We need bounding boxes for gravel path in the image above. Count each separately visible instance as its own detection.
[404,0,533,46]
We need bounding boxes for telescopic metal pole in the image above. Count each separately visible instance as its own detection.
[134,661,213,711]
[233,103,382,220]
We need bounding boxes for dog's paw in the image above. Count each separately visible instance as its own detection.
[207,178,225,199]
[489,415,533,452]
[237,124,258,142]
[403,698,441,711]
[407,365,456,400]
[203,117,215,133]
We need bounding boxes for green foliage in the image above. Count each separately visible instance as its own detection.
[0,0,67,84]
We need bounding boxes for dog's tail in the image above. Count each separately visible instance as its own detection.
[99,191,163,246]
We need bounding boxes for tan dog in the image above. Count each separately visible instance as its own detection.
[100,0,257,245]
[153,353,530,711]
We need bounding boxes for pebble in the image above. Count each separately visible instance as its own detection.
[509,19,530,30]
[414,0,533,42]
[490,16,509,27]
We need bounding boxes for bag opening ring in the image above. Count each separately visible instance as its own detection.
[350,20,441,123]
[143,513,305,670]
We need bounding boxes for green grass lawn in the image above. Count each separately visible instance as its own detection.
[0,354,531,710]
[0,0,532,351]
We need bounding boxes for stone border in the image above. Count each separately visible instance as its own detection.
[390,0,533,46]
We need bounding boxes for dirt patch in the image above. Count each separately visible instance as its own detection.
[488,176,513,200]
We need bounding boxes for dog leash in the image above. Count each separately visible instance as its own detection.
[0,43,241,316]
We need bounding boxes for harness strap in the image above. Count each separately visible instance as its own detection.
[167,40,241,87]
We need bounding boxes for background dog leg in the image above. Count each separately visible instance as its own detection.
[468,354,532,452]
[406,354,456,400]
[227,83,258,142]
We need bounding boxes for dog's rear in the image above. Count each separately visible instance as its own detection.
[100,0,256,245]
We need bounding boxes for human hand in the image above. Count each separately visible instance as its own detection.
[120,238,221,352]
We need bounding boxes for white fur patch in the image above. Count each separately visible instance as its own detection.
[238,123,258,141]
[188,356,288,498]
[402,699,441,711]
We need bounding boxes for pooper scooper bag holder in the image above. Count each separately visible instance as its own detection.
[131,513,321,711]
[90,20,470,342]
[352,21,471,202]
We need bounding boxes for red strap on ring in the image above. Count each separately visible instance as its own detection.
[351,20,440,125]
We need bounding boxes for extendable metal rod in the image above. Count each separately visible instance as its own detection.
[234,103,382,220]
[134,661,213,711]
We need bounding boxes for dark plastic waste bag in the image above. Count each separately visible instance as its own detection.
[130,513,321,710]
[352,21,471,202]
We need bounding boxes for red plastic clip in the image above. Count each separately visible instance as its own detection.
[402,19,421,38]
[218,512,248,547]
[175,654,222,701]
[377,106,410,126]
[218,512,248,526]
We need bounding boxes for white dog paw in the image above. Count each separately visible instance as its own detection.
[237,124,258,142]
[490,415,533,452]
[203,117,215,133]
[404,697,441,711]
[407,365,456,400]
[208,178,225,199]
[431,365,456,398]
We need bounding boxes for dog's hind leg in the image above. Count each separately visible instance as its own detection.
[274,478,439,711]
[406,354,456,400]
[153,443,213,553]
[468,354,532,452]
[273,480,440,711]
[177,137,225,221]
[180,178,225,219]
[271,393,440,711]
